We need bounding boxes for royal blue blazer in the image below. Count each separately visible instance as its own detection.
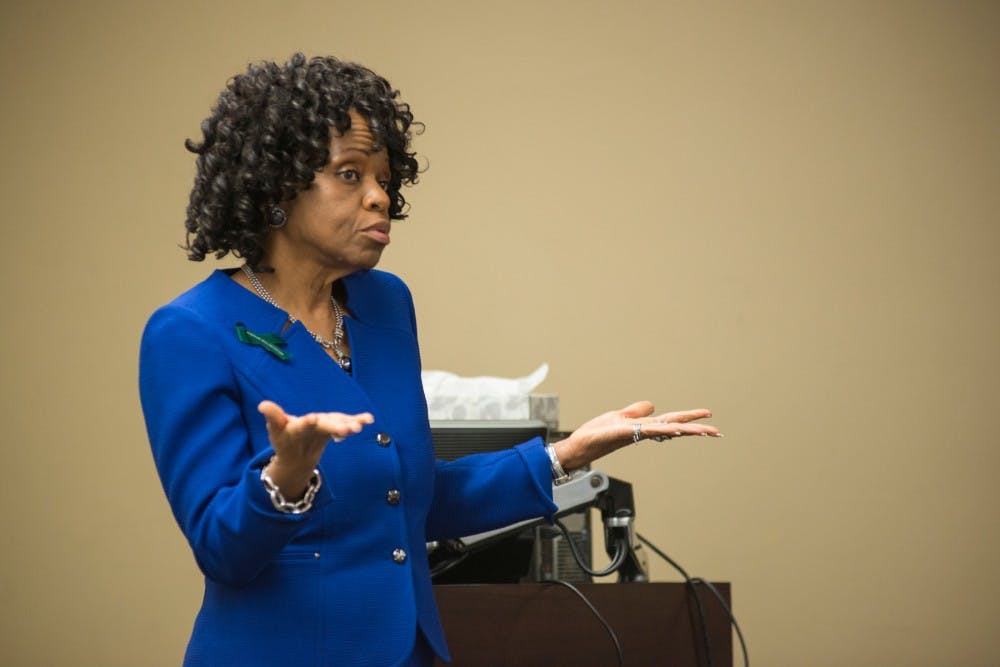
[139,269,558,666]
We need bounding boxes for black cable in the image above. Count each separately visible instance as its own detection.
[635,533,713,667]
[546,579,623,667]
[554,518,628,577]
[637,532,750,667]
[690,577,750,667]
[636,532,691,579]
[429,551,470,579]
[687,579,713,667]
[555,518,626,577]
[634,534,712,666]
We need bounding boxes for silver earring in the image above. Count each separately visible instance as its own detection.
[269,207,287,228]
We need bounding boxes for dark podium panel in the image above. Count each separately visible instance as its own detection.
[433,582,732,666]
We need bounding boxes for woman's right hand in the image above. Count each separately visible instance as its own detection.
[257,400,374,500]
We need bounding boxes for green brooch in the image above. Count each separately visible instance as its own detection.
[235,322,291,361]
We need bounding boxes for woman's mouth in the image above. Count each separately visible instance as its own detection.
[361,222,391,245]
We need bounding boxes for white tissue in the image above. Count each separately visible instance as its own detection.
[421,363,557,425]
[421,363,548,397]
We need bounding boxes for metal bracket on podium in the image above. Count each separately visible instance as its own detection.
[450,469,610,550]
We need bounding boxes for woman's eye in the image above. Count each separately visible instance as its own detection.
[337,169,360,182]
[378,179,391,192]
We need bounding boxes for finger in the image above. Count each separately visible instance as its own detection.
[258,400,290,435]
[645,422,722,439]
[313,412,374,439]
[619,401,655,419]
[654,408,713,424]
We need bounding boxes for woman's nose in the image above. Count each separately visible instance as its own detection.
[364,179,390,211]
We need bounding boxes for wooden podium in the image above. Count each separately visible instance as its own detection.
[433,582,732,666]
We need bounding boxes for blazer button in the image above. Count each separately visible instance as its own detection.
[376,432,392,447]
[392,548,407,563]
[386,489,401,505]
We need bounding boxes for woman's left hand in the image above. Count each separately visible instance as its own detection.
[551,401,722,471]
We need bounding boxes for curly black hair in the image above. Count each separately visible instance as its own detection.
[183,53,420,268]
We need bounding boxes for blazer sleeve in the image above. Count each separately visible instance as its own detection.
[139,305,309,587]
[390,275,558,540]
[425,438,558,540]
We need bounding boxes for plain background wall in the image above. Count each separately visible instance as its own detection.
[2,1,998,665]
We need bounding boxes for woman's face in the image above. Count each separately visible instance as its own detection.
[274,110,393,274]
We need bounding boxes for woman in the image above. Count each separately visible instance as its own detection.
[139,53,720,666]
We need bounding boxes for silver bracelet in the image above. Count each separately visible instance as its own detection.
[260,465,322,514]
[545,444,570,486]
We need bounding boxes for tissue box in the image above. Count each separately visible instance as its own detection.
[426,393,558,429]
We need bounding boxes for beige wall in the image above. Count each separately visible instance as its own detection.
[2,1,998,664]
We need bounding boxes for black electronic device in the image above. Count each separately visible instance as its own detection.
[428,420,594,584]
[429,419,550,461]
